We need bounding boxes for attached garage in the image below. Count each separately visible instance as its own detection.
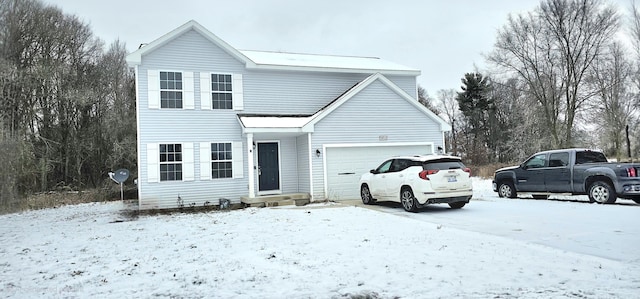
[323,143,434,200]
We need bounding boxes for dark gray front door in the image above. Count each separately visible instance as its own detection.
[258,142,280,192]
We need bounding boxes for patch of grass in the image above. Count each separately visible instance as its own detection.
[0,186,137,215]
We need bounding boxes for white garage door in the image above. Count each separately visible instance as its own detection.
[325,144,433,200]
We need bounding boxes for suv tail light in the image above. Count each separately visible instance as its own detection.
[626,167,637,177]
[419,169,439,180]
[463,167,471,175]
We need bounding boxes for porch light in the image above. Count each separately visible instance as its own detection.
[315,149,321,157]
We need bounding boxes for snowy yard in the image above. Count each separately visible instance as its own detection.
[1,179,639,298]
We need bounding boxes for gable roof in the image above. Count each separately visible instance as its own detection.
[237,73,451,134]
[126,20,251,67]
[126,20,420,76]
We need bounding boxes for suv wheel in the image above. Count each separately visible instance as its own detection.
[588,181,617,204]
[498,181,517,198]
[361,184,374,205]
[400,188,418,212]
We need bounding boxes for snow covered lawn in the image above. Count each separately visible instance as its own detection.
[1,180,639,298]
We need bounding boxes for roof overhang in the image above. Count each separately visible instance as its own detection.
[237,114,315,135]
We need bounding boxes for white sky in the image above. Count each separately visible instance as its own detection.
[44,0,634,94]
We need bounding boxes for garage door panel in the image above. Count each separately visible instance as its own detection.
[326,144,432,200]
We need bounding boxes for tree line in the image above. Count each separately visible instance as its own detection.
[0,0,136,207]
[422,0,640,165]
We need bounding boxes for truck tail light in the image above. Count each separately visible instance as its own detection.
[419,169,439,180]
[626,167,637,177]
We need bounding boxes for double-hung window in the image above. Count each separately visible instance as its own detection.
[160,71,183,108]
[211,74,232,109]
[159,143,182,181]
[210,143,232,179]
[200,73,243,110]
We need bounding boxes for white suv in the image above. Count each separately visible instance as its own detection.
[359,155,473,212]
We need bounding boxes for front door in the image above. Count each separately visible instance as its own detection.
[257,142,280,193]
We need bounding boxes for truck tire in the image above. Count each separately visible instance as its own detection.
[588,181,617,204]
[498,181,517,198]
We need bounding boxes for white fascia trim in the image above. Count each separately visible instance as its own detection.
[242,128,307,134]
[323,141,435,150]
[247,64,420,76]
[302,73,451,132]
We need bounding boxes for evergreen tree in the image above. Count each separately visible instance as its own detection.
[456,72,493,164]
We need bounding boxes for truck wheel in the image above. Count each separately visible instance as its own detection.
[588,181,617,204]
[498,181,517,198]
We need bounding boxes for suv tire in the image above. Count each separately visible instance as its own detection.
[361,184,374,205]
[448,202,466,209]
[401,188,418,212]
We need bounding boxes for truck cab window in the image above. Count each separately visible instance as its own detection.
[549,152,569,167]
[524,154,547,169]
[576,151,608,164]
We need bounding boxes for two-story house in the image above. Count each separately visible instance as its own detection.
[126,20,451,210]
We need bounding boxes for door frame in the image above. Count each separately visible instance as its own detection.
[256,140,282,195]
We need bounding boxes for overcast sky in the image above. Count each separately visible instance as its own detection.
[44,0,634,94]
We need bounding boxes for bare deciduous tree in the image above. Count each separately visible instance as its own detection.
[488,0,619,148]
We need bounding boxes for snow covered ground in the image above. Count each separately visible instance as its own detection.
[1,179,639,298]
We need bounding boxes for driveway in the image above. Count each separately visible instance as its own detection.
[340,194,640,263]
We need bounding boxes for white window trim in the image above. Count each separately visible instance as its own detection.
[199,73,243,110]
[150,70,194,110]
[147,142,194,183]
[199,141,243,180]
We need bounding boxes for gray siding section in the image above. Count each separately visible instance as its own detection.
[243,72,417,115]
[296,134,311,194]
[138,29,248,209]
[310,80,445,199]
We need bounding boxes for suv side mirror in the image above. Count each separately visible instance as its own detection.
[370,169,377,174]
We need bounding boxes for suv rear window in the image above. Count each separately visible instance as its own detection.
[422,159,465,170]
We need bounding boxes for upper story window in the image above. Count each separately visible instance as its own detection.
[211,74,232,109]
[160,71,183,108]
[160,143,182,181]
[210,142,233,178]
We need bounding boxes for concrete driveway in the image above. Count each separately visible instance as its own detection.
[337,197,640,263]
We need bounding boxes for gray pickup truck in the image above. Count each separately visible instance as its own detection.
[492,148,640,204]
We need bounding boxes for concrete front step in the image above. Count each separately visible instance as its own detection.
[241,193,311,208]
